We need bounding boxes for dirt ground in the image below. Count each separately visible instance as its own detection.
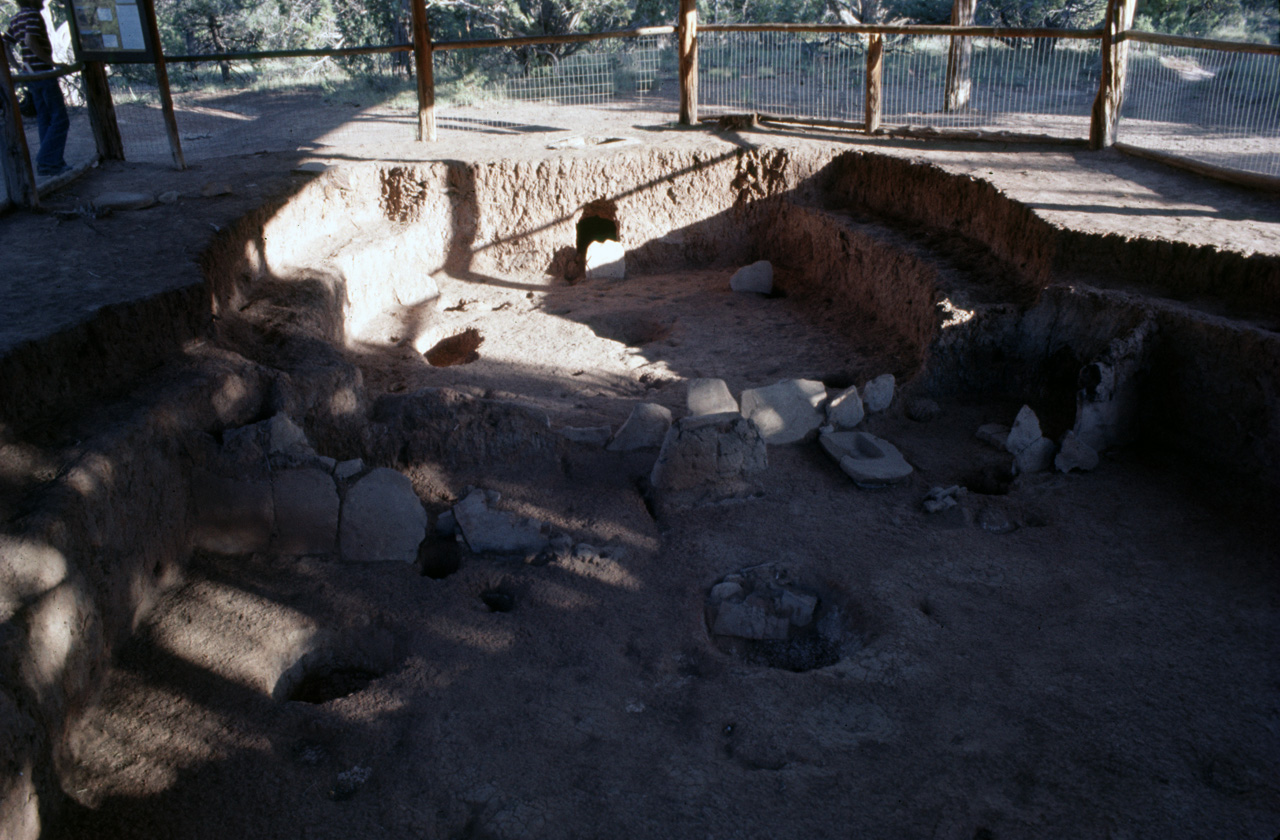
[2,109,1279,839]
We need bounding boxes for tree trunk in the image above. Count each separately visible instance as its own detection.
[944,0,976,112]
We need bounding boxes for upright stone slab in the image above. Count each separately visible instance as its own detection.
[192,473,274,554]
[686,378,738,417]
[607,402,673,451]
[826,385,865,429]
[862,374,895,413]
[1055,431,1099,473]
[339,468,427,563]
[1005,405,1043,455]
[272,468,340,555]
[740,379,826,444]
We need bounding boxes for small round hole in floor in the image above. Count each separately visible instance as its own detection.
[287,666,381,704]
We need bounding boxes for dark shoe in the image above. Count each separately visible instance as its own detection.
[37,163,71,177]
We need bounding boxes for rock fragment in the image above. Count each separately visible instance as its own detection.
[826,386,865,430]
[862,374,895,413]
[339,468,428,563]
[740,379,826,444]
[452,489,549,556]
[976,424,1009,449]
[1055,431,1100,473]
[92,191,155,212]
[923,485,964,514]
[686,378,738,416]
[607,402,673,451]
[1005,405,1043,455]
[333,458,365,481]
[730,260,773,294]
[1014,437,1056,474]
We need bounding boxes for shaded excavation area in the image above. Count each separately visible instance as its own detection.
[2,146,1278,840]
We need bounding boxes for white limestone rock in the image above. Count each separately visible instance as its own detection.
[740,379,826,445]
[862,374,895,413]
[820,431,913,487]
[1005,405,1043,455]
[93,191,155,212]
[452,489,549,555]
[607,402,673,451]
[1013,437,1056,474]
[585,239,626,280]
[826,385,865,429]
[1055,431,1100,473]
[686,378,738,417]
[730,260,773,294]
[339,468,428,563]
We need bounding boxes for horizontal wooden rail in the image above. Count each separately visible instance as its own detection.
[1114,142,1280,192]
[433,26,676,52]
[700,23,1100,39]
[1121,30,1280,56]
[13,62,84,82]
[164,44,410,63]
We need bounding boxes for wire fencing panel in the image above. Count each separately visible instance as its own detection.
[433,35,676,133]
[882,35,1098,138]
[699,30,866,122]
[1120,43,1280,177]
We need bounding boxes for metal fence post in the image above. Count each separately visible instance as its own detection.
[411,0,436,141]
[944,0,976,112]
[678,0,698,125]
[0,55,37,208]
[1090,0,1137,149]
[865,33,884,133]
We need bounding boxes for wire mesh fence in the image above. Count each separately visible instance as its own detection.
[433,34,677,133]
[699,30,867,123]
[699,30,1098,139]
[1119,42,1280,177]
[882,35,1099,138]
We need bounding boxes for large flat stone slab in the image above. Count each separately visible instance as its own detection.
[740,379,826,445]
[686,378,738,416]
[453,489,549,555]
[339,468,427,563]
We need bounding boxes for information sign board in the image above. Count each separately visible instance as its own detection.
[64,0,155,62]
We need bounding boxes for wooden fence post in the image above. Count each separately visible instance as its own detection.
[410,0,436,141]
[1090,0,1137,149]
[944,0,976,112]
[865,33,884,134]
[139,0,184,169]
[82,62,125,160]
[0,55,37,208]
[678,0,698,125]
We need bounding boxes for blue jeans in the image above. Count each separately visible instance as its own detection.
[28,78,69,173]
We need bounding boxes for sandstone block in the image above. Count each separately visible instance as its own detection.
[862,374,895,413]
[339,468,427,563]
[821,431,913,487]
[607,402,673,451]
[1055,431,1100,473]
[826,385,865,429]
[730,260,773,294]
[740,379,826,444]
[453,489,549,555]
[686,378,738,416]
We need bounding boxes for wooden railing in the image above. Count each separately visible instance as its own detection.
[4,0,1278,209]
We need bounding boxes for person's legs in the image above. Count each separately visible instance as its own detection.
[31,79,69,174]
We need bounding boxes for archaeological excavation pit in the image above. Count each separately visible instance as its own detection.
[2,144,1279,840]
